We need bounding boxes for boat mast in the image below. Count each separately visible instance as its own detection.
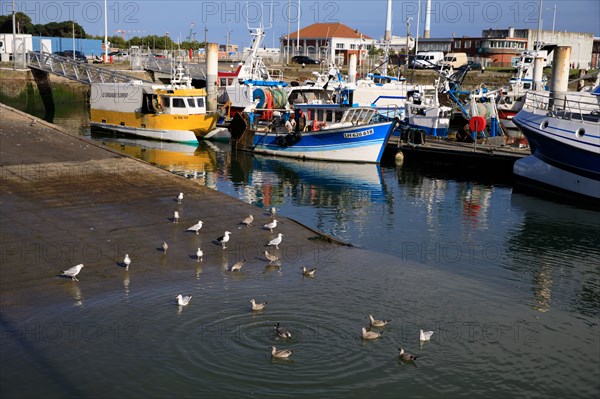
[382,0,392,76]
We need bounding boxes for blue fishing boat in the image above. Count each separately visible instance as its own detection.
[230,90,398,163]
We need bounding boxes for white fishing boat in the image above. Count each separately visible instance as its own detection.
[512,84,600,201]
[90,63,218,144]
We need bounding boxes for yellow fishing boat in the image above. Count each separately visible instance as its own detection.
[90,64,218,144]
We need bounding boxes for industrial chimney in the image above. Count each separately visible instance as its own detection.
[424,0,432,38]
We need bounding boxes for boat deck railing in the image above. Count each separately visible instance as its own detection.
[27,51,152,85]
[523,90,600,125]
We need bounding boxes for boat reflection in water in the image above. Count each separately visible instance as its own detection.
[95,135,224,189]
[507,194,600,315]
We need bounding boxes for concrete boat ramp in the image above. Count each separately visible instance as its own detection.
[0,104,354,309]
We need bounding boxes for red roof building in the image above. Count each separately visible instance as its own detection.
[280,22,376,65]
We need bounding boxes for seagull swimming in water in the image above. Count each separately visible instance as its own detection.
[60,264,84,281]
[361,327,383,340]
[264,219,278,232]
[176,294,192,306]
[229,259,246,272]
[398,348,418,362]
[241,214,254,227]
[177,192,184,203]
[264,250,280,264]
[173,210,180,223]
[250,298,267,311]
[271,346,293,359]
[162,242,168,254]
[274,322,292,339]
[301,266,317,278]
[123,254,131,270]
[217,231,231,249]
[368,315,391,328]
[420,329,434,342]
[196,247,203,262]
[267,233,283,249]
[187,220,203,235]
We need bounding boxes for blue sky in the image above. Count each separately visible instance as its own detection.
[3,1,599,47]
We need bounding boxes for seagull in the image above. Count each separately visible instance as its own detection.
[230,259,246,272]
[301,266,317,278]
[361,327,383,340]
[264,219,278,232]
[267,233,283,249]
[217,231,231,249]
[176,294,192,306]
[250,298,267,311]
[241,214,254,227]
[398,348,418,362]
[368,315,391,328]
[187,220,203,235]
[60,264,84,281]
[162,242,168,254]
[123,254,131,270]
[274,322,292,339]
[264,250,280,264]
[30,118,37,126]
[270,207,277,218]
[173,210,180,223]
[196,247,203,262]
[177,192,184,203]
[271,346,293,359]
[420,329,434,342]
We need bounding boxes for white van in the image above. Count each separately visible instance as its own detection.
[438,52,468,68]
[412,51,444,69]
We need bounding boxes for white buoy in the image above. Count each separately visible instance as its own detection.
[395,150,405,166]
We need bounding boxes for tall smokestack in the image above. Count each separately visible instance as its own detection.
[384,0,392,42]
[424,0,432,38]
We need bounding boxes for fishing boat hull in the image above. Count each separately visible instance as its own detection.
[252,121,393,163]
[90,110,219,144]
[513,108,600,200]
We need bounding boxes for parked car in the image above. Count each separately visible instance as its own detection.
[459,60,485,71]
[411,51,444,69]
[54,50,88,63]
[291,56,321,65]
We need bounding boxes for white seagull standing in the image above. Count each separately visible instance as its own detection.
[267,233,283,249]
[217,231,231,249]
[241,214,254,227]
[368,315,391,328]
[61,264,84,281]
[173,210,180,223]
[250,298,267,311]
[271,346,293,359]
[162,242,169,254]
[177,192,184,204]
[361,327,383,340]
[196,247,203,262]
[269,207,277,218]
[176,294,192,306]
[264,219,278,232]
[420,329,434,342]
[123,254,131,270]
[187,220,203,235]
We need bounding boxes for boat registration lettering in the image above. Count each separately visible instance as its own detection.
[102,92,128,98]
[344,129,374,139]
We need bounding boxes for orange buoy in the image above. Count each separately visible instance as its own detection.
[469,115,487,132]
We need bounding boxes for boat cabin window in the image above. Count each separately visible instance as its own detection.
[196,97,205,108]
[341,109,355,123]
[172,98,186,108]
[316,109,325,122]
[326,111,334,123]
[187,98,196,107]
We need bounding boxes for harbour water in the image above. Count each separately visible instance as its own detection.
[1,97,599,398]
